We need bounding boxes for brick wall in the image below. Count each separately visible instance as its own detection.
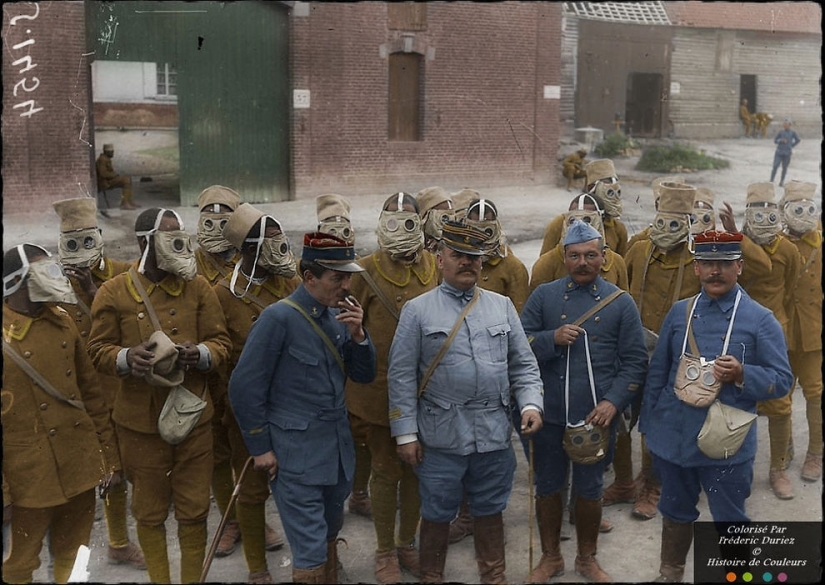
[94,102,179,129]
[2,1,94,217]
[290,2,562,199]
[666,1,822,35]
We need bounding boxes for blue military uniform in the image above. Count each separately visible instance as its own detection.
[521,274,648,499]
[229,283,376,569]
[640,285,793,522]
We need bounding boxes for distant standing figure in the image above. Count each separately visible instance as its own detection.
[770,118,801,187]
[753,112,773,138]
[739,99,753,137]
[96,143,137,210]
[562,149,588,191]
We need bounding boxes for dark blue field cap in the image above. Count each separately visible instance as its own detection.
[440,220,489,256]
[301,232,363,272]
[563,219,602,246]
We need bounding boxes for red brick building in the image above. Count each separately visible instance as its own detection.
[2,1,94,215]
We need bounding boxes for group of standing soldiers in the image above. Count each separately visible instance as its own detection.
[2,153,821,584]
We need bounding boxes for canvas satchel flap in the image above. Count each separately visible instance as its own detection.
[696,399,757,460]
[157,384,207,445]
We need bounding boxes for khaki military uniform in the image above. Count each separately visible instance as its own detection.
[96,153,133,204]
[540,215,628,257]
[87,264,231,583]
[479,246,530,314]
[530,244,628,293]
[196,247,239,286]
[753,113,772,138]
[784,230,823,458]
[562,152,587,189]
[346,249,438,553]
[3,303,121,583]
[625,227,650,255]
[740,104,753,136]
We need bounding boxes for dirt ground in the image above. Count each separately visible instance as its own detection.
[3,131,822,583]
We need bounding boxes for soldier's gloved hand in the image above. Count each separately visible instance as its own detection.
[126,340,157,376]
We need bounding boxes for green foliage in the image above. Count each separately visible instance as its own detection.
[593,133,638,157]
[636,143,729,173]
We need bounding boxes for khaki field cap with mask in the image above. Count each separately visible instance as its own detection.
[198,185,241,212]
[53,198,98,232]
[658,182,696,214]
[223,203,265,251]
[652,175,685,204]
[144,330,185,387]
[782,180,817,202]
[584,159,617,184]
[451,188,481,218]
[53,198,105,268]
[316,193,354,243]
[416,187,452,218]
[747,182,776,205]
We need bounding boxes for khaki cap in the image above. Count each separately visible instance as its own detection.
[316,193,351,222]
[451,188,481,212]
[694,188,715,209]
[198,185,241,212]
[416,187,452,218]
[652,175,685,200]
[782,181,817,202]
[746,182,776,206]
[585,159,617,184]
[223,203,266,250]
[658,182,696,214]
[102,143,114,151]
[53,198,98,232]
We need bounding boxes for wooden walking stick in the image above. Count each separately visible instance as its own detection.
[528,438,535,574]
[200,456,254,583]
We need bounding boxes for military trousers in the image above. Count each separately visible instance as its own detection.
[652,453,753,524]
[272,459,351,569]
[224,402,271,504]
[3,488,95,584]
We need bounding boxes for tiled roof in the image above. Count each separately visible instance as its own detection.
[563,2,671,25]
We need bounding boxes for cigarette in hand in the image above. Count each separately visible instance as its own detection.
[345,295,357,307]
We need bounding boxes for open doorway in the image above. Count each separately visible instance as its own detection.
[91,60,181,212]
[740,74,757,113]
[625,72,663,138]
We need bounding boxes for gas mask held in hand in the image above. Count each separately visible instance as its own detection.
[197,213,234,254]
[743,205,780,245]
[650,212,690,251]
[58,228,104,269]
[154,231,197,281]
[376,210,424,260]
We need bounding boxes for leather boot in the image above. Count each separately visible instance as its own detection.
[325,539,340,584]
[767,414,794,498]
[347,490,372,518]
[527,493,565,583]
[419,519,450,583]
[573,497,610,582]
[473,513,507,584]
[137,523,171,584]
[632,474,661,520]
[216,519,241,557]
[293,563,326,584]
[396,542,421,577]
[654,517,694,582]
[178,521,207,584]
[802,452,823,482]
[449,498,474,543]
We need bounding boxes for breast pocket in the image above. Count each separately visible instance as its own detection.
[422,326,455,364]
[484,323,511,363]
[287,345,320,385]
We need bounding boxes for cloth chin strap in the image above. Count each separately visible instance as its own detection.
[230,215,283,299]
[136,208,185,274]
[2,244,51,297]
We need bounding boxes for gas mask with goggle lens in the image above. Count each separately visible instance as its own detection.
[466,199,506,259]
[257,234,297,278]
[2,244,78,304]
[650,212,690,251]
[422,206,455,245]
[376,193,424,260]
[318,216,354,245]
[782,200,819,234]
[743,204,780,245]
[561,210,604,243]
[689,205,716,235]
[137,209,197,280]
[197,212,234,254]
[59,228,104,268]
[592,178,623,217]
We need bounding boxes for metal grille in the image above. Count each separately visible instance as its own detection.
[563,2,671,25]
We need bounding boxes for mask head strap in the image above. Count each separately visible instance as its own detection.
[3,244,52,297]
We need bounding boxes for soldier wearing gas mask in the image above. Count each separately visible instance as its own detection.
[88,208,231,584]
[210,203,299,583]
[626,175,685,253]
[3,243,122,584]
[316,193,356,245]
[52,198,146,569]
[718,182,802,500]
[195,185,241,286]
[531,193,628,293]
[416,186,455,253]
[778,181,823,484]
[346,192,437,583]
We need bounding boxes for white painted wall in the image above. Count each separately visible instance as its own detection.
[91,61,176,103]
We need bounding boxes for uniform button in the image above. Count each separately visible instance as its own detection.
[592,336,599,341]
[75,421,81,427]
[76,311,83,318]
[594,316,601,323]
[170,309,177,316]
[138,312,145,319]
[62,341,68,348]
[171,328,179,335]
[24,351,32,358]
[396,296,402,302]
[564,295,569,300]
[49,428,57,436]
[81,331,88,337]
[40,403,48,411]
[66,370,72,376]
[251,315,258,322]
[70,394,77,399]
[561,314,567,320]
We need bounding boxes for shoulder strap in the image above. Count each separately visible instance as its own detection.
[218,279,269,310]
[2,340,86,410]
[670,245,688,307]
[359,270,401,321]
[204,250,231,279]
[684,294,701,356]
[129,267,162,332]
[571,289,625,328]
[418,287,480,397]
[281,299,346,375]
